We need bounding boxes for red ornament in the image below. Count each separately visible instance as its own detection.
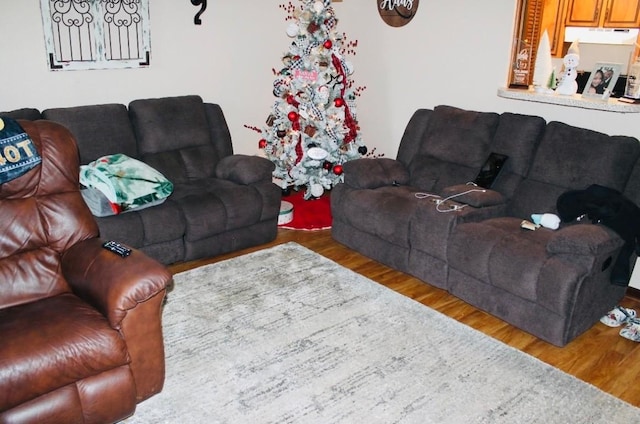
[287,111,298,121]
[258,139,267,149]
[286,95,296,104]
[292,121,301,131]
[323,161,332,170]
[334,98,345,107]
[333,164,343,175]
[324,40,333,49]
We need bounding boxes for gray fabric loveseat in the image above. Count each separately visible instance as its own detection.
[2,95,280,264]
[331,105,640,346]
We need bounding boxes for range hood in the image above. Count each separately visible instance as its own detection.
[564,27,639,45]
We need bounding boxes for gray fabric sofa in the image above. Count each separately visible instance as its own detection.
[2,95,280,264]
[331,105,640,346]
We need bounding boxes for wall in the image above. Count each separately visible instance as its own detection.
[2,1,638,158]
[3,1,640,288]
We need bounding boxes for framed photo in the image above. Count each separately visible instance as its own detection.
[582,62,623,100]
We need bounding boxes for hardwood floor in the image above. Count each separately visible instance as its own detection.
[169,229,640,407]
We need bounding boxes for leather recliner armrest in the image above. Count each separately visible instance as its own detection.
[61,238,172,330]
[62,238,171,401]
[343,158,410,189]
[215,154,275,185]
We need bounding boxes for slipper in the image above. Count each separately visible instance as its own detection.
[620,319,640,342]
[600,306,637,327]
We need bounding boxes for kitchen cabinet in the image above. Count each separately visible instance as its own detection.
[565,0,640,28]
[542,0,566,56]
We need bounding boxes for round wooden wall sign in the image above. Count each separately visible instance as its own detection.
[377,0,419,27]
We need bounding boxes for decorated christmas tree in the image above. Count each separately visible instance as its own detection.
[248,0,367,199]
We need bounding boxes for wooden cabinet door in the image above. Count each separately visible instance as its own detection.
[604,0,640,27]
[565,0,604,26]
[542,0,566,56]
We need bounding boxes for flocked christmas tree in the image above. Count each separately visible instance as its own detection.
[248,0,367,199]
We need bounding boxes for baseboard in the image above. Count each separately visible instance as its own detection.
[627,287,640,300]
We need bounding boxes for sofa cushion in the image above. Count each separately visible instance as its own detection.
[408,105,500,192]
[508,122,640,219]
[171,179,265,240]
[333,186,420,248]
[343,158,410,189]
[129,96,220,183]
[0,108,42,121]
[396,109,433,168]
[204,103,234,159]
[489,112,546,198]
[42,104,138,165]
[0,293,130,411]
[216,154,275,185]
[448,218,593,317]
[439,184,505,207]
[94,199,185,248]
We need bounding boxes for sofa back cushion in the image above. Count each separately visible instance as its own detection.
[0,108,42,121]
[407,105,500,192]
[508,121,640,219]
[43,104,138,165]
[204,103,234,159]
[396,109,433,168]
[129,95,221,184]
[623,160,640,207]
[488,112,546,199]
[0,120,98,309]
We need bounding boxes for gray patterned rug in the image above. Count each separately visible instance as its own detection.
[124,242,640,423]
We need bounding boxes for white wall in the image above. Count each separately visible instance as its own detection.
[4,1,640,288]
[2,1,638,158]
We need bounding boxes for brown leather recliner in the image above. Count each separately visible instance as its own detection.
[0,120,172,423]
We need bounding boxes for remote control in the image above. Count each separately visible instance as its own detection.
[102,240,132,257]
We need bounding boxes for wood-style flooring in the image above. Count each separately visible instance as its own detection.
[169,229,640,407]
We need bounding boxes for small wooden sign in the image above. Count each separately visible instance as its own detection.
[377,0,419,27]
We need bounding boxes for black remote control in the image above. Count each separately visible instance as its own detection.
[102,240,132,258]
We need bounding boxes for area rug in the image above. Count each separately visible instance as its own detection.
[124,243,640,423]
[279,189,331,230]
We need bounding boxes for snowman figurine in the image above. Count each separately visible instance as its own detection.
[556,42,580,96]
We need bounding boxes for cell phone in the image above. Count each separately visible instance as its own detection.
[473,152,509,189]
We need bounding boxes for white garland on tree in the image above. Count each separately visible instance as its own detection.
[252,0,367,199]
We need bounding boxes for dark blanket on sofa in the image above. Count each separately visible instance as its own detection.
[557,184,640,286]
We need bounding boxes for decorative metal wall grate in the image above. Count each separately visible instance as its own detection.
[40,0,151,70]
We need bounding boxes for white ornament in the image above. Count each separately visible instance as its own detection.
[307,147,329,160]
[316,85,330,101]
[286,23,300,38]
[310,183,324,198]
[313,1,324,13]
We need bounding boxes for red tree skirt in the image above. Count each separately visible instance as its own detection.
[279,189,332,231]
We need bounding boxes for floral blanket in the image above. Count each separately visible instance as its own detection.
[80,153,173,215]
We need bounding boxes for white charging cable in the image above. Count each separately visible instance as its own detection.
[415,188,487,213]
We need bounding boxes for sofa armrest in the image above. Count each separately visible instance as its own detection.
[215,154,275,185]
[343,158,409,189]
[61,238,171,401]
[547,224,624,256]
[61,238,172,330]
[439,184,505,208]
